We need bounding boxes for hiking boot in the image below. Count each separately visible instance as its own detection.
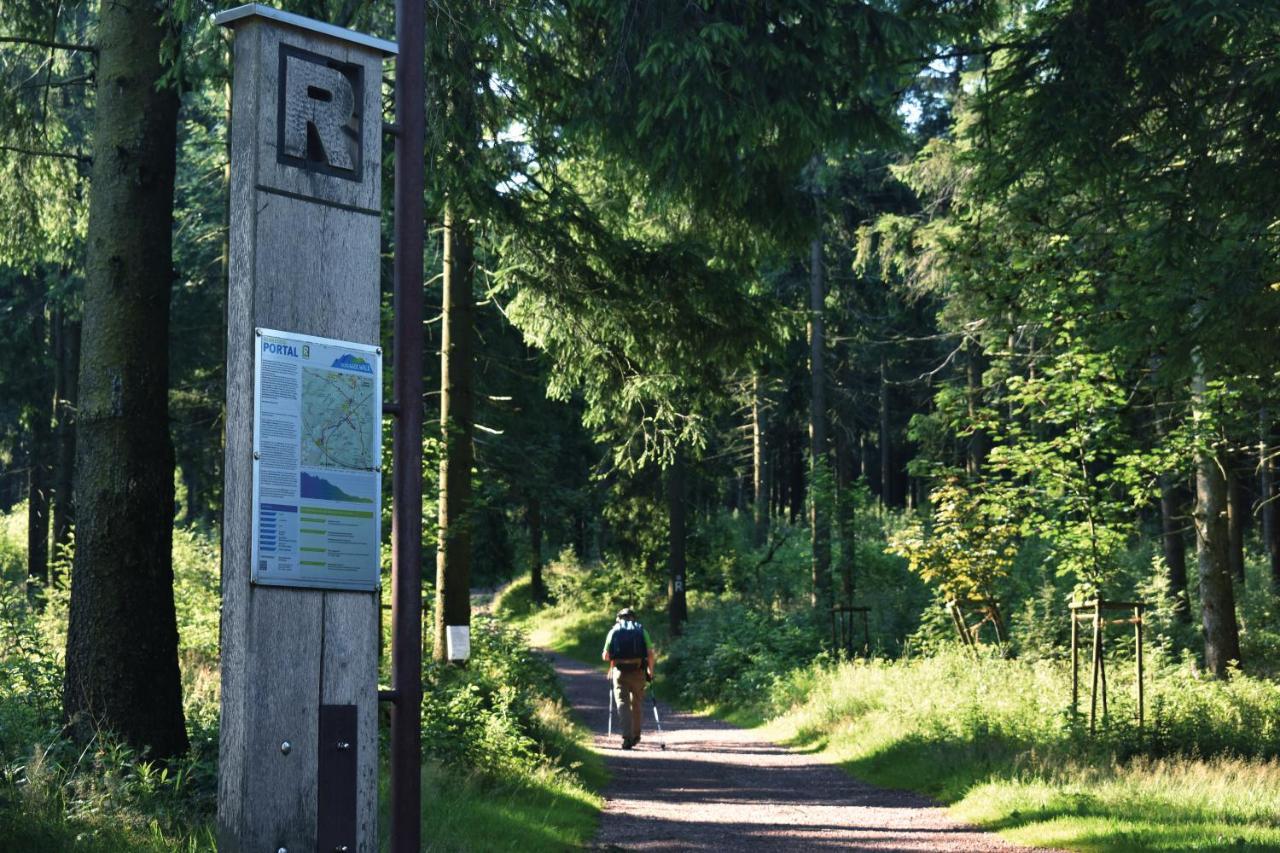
[621,737,634,750]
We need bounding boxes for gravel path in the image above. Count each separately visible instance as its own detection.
[548,652,1059,852]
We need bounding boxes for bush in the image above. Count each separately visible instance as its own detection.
[421,615,584,784]
[664,600,824,709]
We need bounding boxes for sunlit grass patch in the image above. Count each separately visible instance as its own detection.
[759,654,1280,852]
[953,759,1280,852]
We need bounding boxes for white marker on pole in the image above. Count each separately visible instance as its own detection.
[446,625,471,662]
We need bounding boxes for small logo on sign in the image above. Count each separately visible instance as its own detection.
[277,45,362,180]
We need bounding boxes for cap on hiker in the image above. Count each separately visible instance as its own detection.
[617,607,635,620]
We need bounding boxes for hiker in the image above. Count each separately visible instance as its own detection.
[602,607,656,749]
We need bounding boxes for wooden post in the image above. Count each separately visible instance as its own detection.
[1135,603,1144,730]
[215,8,395,851]
[1090,599,1102,734]
[1070,608,1079,717]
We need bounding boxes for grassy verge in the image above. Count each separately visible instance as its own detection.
[409,695,606,852]
[408,611,607,852]
[517,564,1280,853]
[759,655,1280,852]
[0,509,605,852]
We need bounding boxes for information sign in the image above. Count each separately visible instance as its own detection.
[251,328,382,591]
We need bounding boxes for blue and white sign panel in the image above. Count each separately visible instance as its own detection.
[251,328,382,591]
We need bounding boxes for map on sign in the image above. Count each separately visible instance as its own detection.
[301,367,377,470]
[252,329,381,592]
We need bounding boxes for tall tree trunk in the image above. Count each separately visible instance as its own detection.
[27,294,53,596]
[528,495,546,604]
[1262,413,1280,595]
[1159,474,1191,622]
[752,373,768,547]
[835,429,855,607]
[966,340,989,475]
[63,0,187,759]
[808,234,832,608]
[182,464,200,524]
[788,427,804,523]
[1227,462,1247,586]
[667,450,688,635]
[51,305,80,571]
[1191,361,1242,677]
[879,355,891,507]
[434,205,476,661]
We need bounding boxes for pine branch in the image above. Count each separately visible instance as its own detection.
[20,72,94,90]
[0,35,96,54]
[0,143,90,164]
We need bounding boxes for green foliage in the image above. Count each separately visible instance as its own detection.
[889,477,1019,602]
[663,601,822,709]
[765,651,1280,851]
[414,612,606,849]
[421,616,565,778]
[544,548,665,615]
[0,515,218,849]
[0,510,604,851]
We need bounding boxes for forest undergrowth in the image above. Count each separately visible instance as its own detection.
[512,504,1280,853]
[0,507,602,852]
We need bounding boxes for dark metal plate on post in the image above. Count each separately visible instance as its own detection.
[317,704,357,851]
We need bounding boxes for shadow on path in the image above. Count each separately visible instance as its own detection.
[547,652,1061,852]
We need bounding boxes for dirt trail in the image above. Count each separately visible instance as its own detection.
[548,653,1059,852]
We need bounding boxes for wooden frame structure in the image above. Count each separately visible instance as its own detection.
[946,598,1007,652]
[1069,599,1146,734]
[830,604,871,658]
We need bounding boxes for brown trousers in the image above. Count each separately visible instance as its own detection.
[612,667,647,741]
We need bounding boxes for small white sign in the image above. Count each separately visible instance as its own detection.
[446,625,471,661]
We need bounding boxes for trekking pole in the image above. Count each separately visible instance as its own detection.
[607,681,614,740]
[650,690,666,751]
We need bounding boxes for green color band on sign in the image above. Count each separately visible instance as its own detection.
[300,547,325,553]
[301,528,325,534]
[300,506,375,518]
[300,560,326,567]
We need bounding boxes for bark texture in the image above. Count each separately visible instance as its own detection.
[51,305,80,569]
[27,295,52,594]
[751,373,768,548]
[808,234,831,608]
[1263,416,1280,595]
[667,451,688,636]
[1158,474,1190,622]
[434,205,476,660]
[1191,365,1242,677]
[835,430,855,607]
[966,341,990,475]
[879,355,892,506]
[528,495,546,604]
[1226,464,1247,585]
[63,0,187,759]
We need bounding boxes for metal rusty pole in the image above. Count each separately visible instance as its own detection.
[389,0,424,849]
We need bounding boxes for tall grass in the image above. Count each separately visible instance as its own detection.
[743,648,1280,850]
[529,550,1280,852]
[0,510,604,851]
